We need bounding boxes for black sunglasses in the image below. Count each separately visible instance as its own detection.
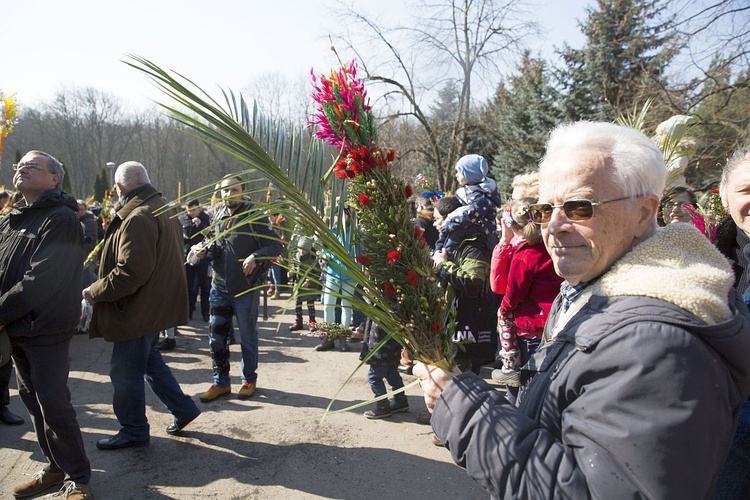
[529,196,635,224]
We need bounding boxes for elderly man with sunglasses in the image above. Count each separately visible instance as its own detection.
[414,121,750,499]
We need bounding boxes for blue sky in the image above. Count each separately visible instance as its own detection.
[2,0,588,110]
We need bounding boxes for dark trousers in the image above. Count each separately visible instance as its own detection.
[110,332,200,441]
[11,334,91,484]
[186,260,210,317]
[0,360,12,407]
[715,398,750,499]
[367,364,405,399]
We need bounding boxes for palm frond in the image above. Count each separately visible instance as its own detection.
[125,55,446,372]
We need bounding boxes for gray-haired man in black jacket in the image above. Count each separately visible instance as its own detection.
[1,150,92,499]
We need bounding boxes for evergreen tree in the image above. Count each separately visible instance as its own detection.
[93,168,108,202]
[557,0,677,122]
[479,53,562,196]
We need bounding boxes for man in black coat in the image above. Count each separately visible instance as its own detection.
[180,199,211,322]
[1,151,92,499]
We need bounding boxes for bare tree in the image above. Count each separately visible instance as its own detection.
[670,0,750,109]
[335,0,535,191]
[243,72,312,126]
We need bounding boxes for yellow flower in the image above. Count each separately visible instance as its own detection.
[0,92,20,137]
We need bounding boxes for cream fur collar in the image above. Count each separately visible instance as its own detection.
[591,223,734,324]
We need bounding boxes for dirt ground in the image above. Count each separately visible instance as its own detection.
[0,293,496,499]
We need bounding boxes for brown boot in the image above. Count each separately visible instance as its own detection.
[12,469,65,498]
[56,481,92,499]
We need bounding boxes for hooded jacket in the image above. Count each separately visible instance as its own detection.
[88,186,188,341]
[0,189,84,338]
[432,223,750,499]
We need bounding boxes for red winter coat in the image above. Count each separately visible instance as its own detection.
[497,241,562,336]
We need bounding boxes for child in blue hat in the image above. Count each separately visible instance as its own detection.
[435,154,502,255]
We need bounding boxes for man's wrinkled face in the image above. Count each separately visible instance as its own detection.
[539,148,644,285]
[725,160,750,236]
[219,179,243,209]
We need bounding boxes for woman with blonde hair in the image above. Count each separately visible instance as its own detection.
[490,197,562,403]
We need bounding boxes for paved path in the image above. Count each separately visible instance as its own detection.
[0,293,494,499]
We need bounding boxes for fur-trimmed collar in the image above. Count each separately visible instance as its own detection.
[591,223,734,324]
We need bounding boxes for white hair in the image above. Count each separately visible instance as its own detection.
[719,144,750,206]
[115,161,150,191]
[540,121,667,198]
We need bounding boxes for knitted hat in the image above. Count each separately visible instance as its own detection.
[297,236,314,252]
[455,154,488,184]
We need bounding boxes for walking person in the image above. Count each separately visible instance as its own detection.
[191,175,282,402]
[3,151,92,499]
[83,161,201,450]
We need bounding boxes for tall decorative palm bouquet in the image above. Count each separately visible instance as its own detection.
[126,55,455,373]
[309,59,453,369]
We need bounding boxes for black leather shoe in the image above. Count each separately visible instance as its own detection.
[96,434,149,450]
[166,410,201,435]
[0,406,24,425]
[155,338,176,351]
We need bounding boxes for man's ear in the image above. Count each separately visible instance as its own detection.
[636,195,660,234]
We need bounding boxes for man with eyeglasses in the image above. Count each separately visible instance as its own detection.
[414,122,750,499]
[1,151,92,499]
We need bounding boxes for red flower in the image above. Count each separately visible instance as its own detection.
[387,250,401,266]
[431,322,441,333]
[712,189,719,194]
[358,193,371,207]
[384,282,396,297]
[355,254,371,267]
[386,149,396,162]
[405,184,413,198]
[406,270,419,286]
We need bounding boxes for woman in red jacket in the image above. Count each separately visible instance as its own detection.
[490,198,562,403]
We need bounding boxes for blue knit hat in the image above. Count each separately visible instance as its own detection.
[455,154,488,184]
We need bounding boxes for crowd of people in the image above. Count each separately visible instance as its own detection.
[1,119,750,499]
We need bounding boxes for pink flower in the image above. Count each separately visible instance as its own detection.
[309,60,372,153]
